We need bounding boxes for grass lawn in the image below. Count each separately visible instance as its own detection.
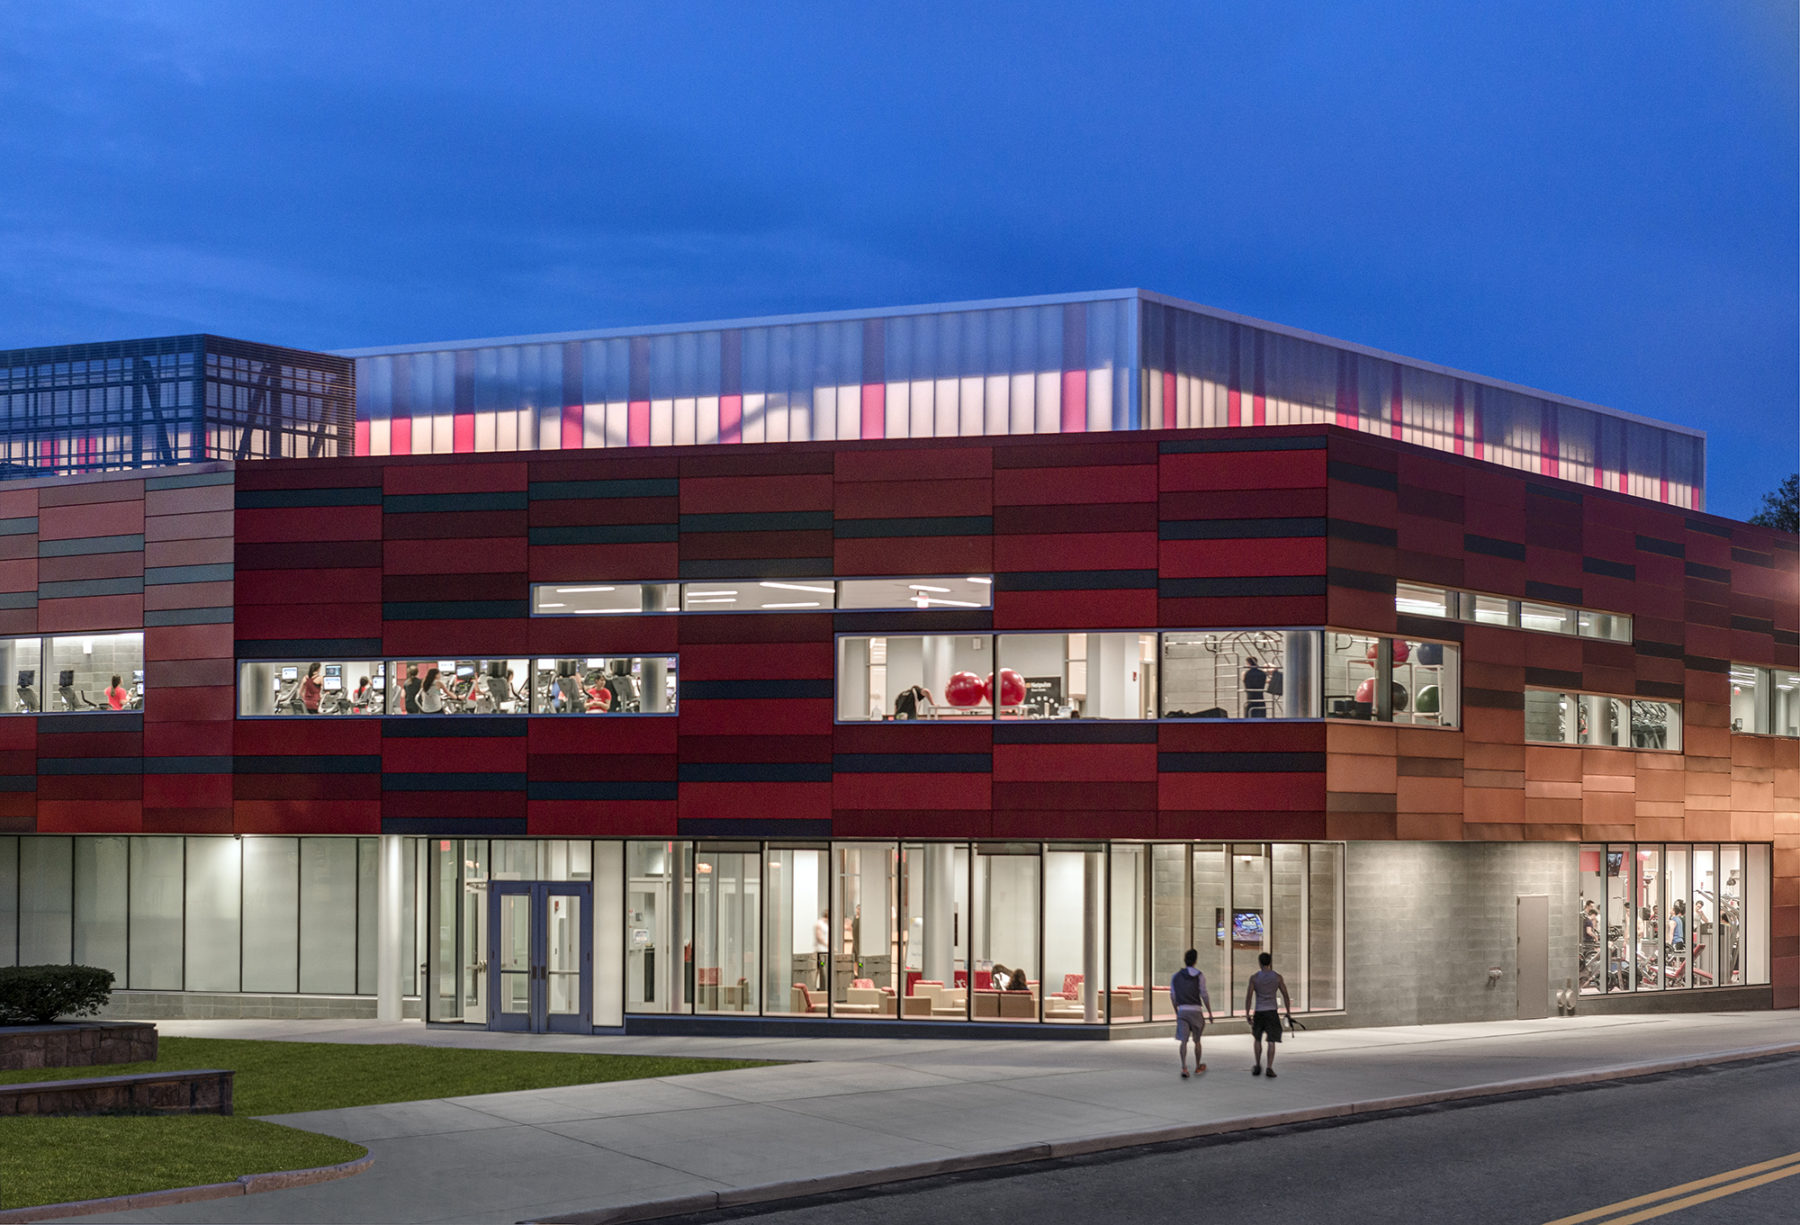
[0,1038,780,1208]
[0,1115,365,1210]
[0,1037,780,1115]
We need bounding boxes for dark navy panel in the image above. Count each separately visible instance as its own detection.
[385,491,527,513]
[235,755,383,774]
[682,679,833,700]
[833,753,991,773]
[39,758,144,775]
[1582,557,1636,580]
[677,762,835,783]
[530,478,679,500]
[679,511,833,534]
[40,535,145,557]
[833,516,994,539]
[381,600,529,621]
[237,487,381,508]
[528,779,679,801]
[1463,534,1527,562]
[1327,460,1398,491]
[39,713,143,733]
[1161,518,1325,540]
[1159,436,1325,453]
[143,757,236,774]
[1524,580,1584,605]
[382,817,527,835]
[1158,752,1326,772]
[992,722,1158,744]
[384,773,529,792]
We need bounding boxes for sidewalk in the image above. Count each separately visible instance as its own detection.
[74,1011,1800,1225]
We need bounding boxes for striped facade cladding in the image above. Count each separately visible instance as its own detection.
[0,465,236,835]
[0,423,1789,1002]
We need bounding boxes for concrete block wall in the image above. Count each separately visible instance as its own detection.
[1344,841,1577,1026]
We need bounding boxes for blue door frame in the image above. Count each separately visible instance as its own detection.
[487,881,593,1033]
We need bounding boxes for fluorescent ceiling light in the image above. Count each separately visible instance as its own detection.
[909,584,951,593]
[687,590,738,597]
[762,601,823,609]
[574,608,635,615]
[759,581,835,593]
[966,577,992,584]
[687,597,738,605]
[559,586,617,593]
[915,597,983,608]
[539,603,566,608]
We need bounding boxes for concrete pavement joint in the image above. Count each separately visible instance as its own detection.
[523,1042,1800,1225]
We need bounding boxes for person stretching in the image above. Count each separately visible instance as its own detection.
[1170,948,1213,1079]
[1243,951,1293,1079]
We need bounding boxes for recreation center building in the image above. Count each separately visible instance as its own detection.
[0,289,1791,1036]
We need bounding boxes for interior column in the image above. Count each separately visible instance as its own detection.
[1083,849,1102,1023]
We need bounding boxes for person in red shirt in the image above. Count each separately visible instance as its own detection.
[300,662,323,714]
[105,674,129,711]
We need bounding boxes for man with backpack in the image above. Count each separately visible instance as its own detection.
[1171,948,1213,1078]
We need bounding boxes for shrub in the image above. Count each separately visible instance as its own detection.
[0,965,115,1024]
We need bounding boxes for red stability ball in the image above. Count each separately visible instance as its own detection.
[985,668,1026,707]
[1365,639,1411,664]
[944,671,986,708]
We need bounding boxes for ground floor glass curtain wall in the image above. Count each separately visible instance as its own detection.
[1576,843,1772,995]
[426,839,1344,1027]
[0,835,420,996]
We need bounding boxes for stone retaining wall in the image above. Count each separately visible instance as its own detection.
[0,1069,232,1116]
[0,1022,157,1070]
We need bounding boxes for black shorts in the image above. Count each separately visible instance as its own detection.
[1252,1009,1283,1043]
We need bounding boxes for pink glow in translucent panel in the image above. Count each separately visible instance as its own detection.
[1540,404,1558,476]
[1252,331,1266,425]
[455,412,475,453]
[1227,338,1241,427]
[1163,371,1176,428]
[719,394,742,444]
[355,420,369,456]
[628,401,650,447]
[860,383,885,439]
[1060,369,1086,432]
[1453,384,1465,455]
[561,404,582,451]
[1390,371,1403,440]
[391,416,412,456]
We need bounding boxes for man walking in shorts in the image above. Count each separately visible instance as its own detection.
[1243,951,1293,1078]
[1170,948,1213,1079]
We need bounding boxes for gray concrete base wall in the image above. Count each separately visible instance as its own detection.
[1344,842,1578,1027]
[98,992,422,1021]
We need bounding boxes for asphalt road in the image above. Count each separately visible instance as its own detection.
[666,1053,1800,1225]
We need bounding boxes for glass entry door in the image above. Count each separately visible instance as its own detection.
[488,882,592,1033]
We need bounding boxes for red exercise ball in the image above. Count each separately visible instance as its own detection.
[944,671,985,708]
[1355,677,1376,705]
[1364,639,1411,664]
[985,669,1026,706]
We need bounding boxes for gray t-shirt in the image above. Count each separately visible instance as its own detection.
[1249,968,1283,1012]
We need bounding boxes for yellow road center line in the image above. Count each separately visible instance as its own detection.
[1598,1162,1800,1225]
[1541,1151,1800,1225]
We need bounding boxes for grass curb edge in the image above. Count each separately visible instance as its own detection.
[0,1151,373,1223]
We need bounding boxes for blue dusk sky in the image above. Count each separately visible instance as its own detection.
[1,2,1794,518]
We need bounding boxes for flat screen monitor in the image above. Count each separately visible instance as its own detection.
[280,667,297,681]
[1231,909,1264,946]
[323,677,342,691]
[1606,851,1625,877]
[456,665,475,678]
[324,665,341,679]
